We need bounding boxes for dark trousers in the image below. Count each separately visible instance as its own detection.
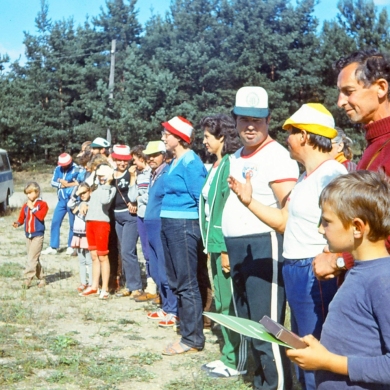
[225,232,292,390]
[160,218,205,350]
[145,219,177,315]
[114,211,142,291]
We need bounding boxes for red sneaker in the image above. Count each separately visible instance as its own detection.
[147,309,167,320]
[158,314,179,328]
[79,287,98,297]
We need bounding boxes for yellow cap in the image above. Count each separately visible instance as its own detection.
[283,103,337,139]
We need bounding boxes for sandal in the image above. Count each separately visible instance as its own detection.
[99,290,110,300]
[162,340,201,356]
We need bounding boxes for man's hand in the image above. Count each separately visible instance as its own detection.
[227,173,252,206]
[312,249,340,281]
[221,251,230,273]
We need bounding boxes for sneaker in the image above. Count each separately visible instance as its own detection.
[158,314,179,328]
[207,364,247,378]
[42,247,58,255]
[66,247,74,255]
[115,288,131,297]
[201,360,225,372]
[147,309,167,320]
[79,287,98,297]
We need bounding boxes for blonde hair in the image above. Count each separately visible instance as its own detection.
[24,181,41,196]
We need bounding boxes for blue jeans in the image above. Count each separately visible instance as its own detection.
[160,218,205,350]
[283,258,338,390]
[115,211,142,291]
[145,219,177,315]
[50,197,75,248]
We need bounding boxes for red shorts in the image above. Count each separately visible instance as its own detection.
[86,221,110,256]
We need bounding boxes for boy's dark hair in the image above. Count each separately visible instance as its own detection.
[24,181,40,196]
[131,145,147,160]
[200,114,242,156]
[320,171,390,241]
[334,49,390,99]
[291,127,332,153]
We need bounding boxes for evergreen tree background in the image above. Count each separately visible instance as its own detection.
[0,0,389,164]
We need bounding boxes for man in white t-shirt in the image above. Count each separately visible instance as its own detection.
[222,87,299,390]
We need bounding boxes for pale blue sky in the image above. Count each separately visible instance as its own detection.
[1,0,390,65]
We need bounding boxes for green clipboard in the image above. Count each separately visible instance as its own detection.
[203,312,294,349]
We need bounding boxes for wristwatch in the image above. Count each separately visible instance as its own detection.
[336,257,347,270]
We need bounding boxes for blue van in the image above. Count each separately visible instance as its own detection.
[0,149,14,211]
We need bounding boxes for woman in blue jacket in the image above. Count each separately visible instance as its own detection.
[160,116,208,355]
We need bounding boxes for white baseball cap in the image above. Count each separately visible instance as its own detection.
[232,86,269,118]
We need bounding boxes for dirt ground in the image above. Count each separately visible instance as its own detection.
[0,170,254,390]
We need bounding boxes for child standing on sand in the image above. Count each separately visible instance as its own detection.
[13,182,49,288]
[68,182,92,292]
[80,165,116,300]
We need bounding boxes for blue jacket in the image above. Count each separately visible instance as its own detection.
[51,162,83,200]
[160,151,207,220]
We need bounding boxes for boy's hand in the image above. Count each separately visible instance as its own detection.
[286,335,327,370]
[286,335,348,375]
[12,222,19,228]
[27,200,34,209]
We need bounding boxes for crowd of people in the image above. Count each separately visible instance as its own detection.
[13,49,390,390]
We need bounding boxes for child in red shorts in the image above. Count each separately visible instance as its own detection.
[80,164,116,300]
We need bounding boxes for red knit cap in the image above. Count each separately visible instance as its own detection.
[162,116,193,143]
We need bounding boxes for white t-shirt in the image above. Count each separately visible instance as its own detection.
[283,159,348,259]
[202,165,218,221]
[222,141,299,237]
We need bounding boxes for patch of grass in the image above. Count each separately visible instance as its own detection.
[0,303,34,324]
[0,262,23,278]
[125,333,145,341]
[49,335,78,354]
[164,374,252,390]
[130,351,162,365]
[117,318,137,325]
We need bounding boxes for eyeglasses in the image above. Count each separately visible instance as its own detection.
[161,131,173,137]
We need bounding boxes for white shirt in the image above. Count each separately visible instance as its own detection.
[222,141,299,237]
[283,160,347,259]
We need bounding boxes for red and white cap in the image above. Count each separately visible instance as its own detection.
[58,153,72,167]
[111,145,132,160]
[162,116,193,144]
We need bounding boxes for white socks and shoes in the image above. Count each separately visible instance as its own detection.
[201,360,246,378]
[66,247,74,255]
[42,247,58,255]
